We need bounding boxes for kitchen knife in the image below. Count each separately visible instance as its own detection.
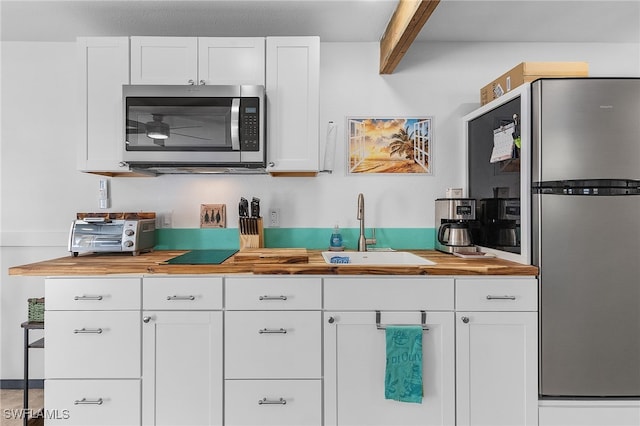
[251,197,260,218]
[239,197,249,217]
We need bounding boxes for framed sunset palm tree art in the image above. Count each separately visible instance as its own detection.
[347,117,433,174]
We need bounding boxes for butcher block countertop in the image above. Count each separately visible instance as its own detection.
[8,249,538,276]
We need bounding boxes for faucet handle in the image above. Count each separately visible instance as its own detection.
[366,228,377,247]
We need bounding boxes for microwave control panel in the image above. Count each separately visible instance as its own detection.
[240,98,260,151]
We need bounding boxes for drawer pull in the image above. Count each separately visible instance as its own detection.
[258,328,287,334]
[486,295,516,300]
[74,295,103,301]
[259,295,288,301]
[73,328,103,334]
[167,295,196,301]
[74,398,103,405]
[258,397,287,405]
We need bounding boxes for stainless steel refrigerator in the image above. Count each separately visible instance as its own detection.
[532,78,640,397]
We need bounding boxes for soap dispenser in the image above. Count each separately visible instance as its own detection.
[329,224,344,251]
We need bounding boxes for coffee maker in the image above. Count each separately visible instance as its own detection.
[435,198,476,253]
[478,198,520,251]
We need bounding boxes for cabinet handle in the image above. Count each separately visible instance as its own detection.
[143,316,152,323]
[166,295,195,301]
[461,316,470,324]
[199,79,206,85]
[259,295,287,301]
[328,316,335,324]
[268,162,275,168]
[188,79,195,85]
[73,328,103,334]
[74,295,103,301]
[258,397,287,405]
[258,328,287,334]
[486,295,516,300]
[74,398,103,405]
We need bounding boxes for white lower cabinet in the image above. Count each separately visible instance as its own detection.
[45,311,140,379]
[225,310,321,379]
[324,277,456,426]
[225,380,322,426]
[455,278,539,426]
[44,277,142,426]
[324,311,455,426]
[224,276,322,426]
[141,277,223,426]
[43,274,542,426]
[44,379,140,426]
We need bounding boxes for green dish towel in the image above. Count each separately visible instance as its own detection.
[385,325,423,403]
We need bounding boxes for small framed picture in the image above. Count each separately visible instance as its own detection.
[200,204,226,228]
[347,116,433,174]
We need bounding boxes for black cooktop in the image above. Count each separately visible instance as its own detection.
[165,249,238,265]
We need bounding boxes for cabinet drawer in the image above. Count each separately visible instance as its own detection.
[324,277,454,311]
[44,379,140,426]
[456,278,538,311]
[225,277,321,310]
[225,379,321,426]
[225,311,321,379]
[143,276,223,310]
[45,277,141,310]
[45,311,140,379]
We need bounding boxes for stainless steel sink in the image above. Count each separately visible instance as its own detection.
[321,251,436,266]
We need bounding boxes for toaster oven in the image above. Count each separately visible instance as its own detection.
[68,218,156,256]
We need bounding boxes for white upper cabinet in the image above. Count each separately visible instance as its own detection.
[130,37,198,85]
[77,37,133,175]
[266,37,320,174]
[198,38,265,86]
[130,36,265,86]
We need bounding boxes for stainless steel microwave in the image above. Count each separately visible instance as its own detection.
[123,85,265,173]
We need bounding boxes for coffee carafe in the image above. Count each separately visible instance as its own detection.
[435,198,476,253]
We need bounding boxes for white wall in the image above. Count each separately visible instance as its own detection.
[1,40,638,380]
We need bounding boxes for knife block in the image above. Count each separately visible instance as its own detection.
[239,217,264,250]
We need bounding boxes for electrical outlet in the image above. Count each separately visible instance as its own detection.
[269,208,280,228]
[157,211,173,229]
[98,179,110,209]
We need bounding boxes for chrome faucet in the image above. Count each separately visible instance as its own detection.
[357,193,377,251]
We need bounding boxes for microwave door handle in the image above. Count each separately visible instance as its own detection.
[230,98,241,151]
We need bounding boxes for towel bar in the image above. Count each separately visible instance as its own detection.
[375,310,429,331]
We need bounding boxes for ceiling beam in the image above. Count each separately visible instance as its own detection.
[379,0,440,74]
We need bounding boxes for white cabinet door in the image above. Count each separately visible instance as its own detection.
[198,37,265,86]
[77,37,131,174]
[225,379,322,426]
[142,311,223,426]
[324,311,455,426]
[130,37,198,85]
[45,379,140,426]
[266,37,320,174]
[45,277,141,311]
[456,311,538,426]
[225,277,322,310]
[131,37,265,86]
[142,276,223,310]
[225,311,321,379]
[45,311,140,379]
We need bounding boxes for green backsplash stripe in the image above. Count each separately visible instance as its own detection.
[156,228,435,250]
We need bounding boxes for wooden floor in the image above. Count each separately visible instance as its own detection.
[0,389,44,426]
